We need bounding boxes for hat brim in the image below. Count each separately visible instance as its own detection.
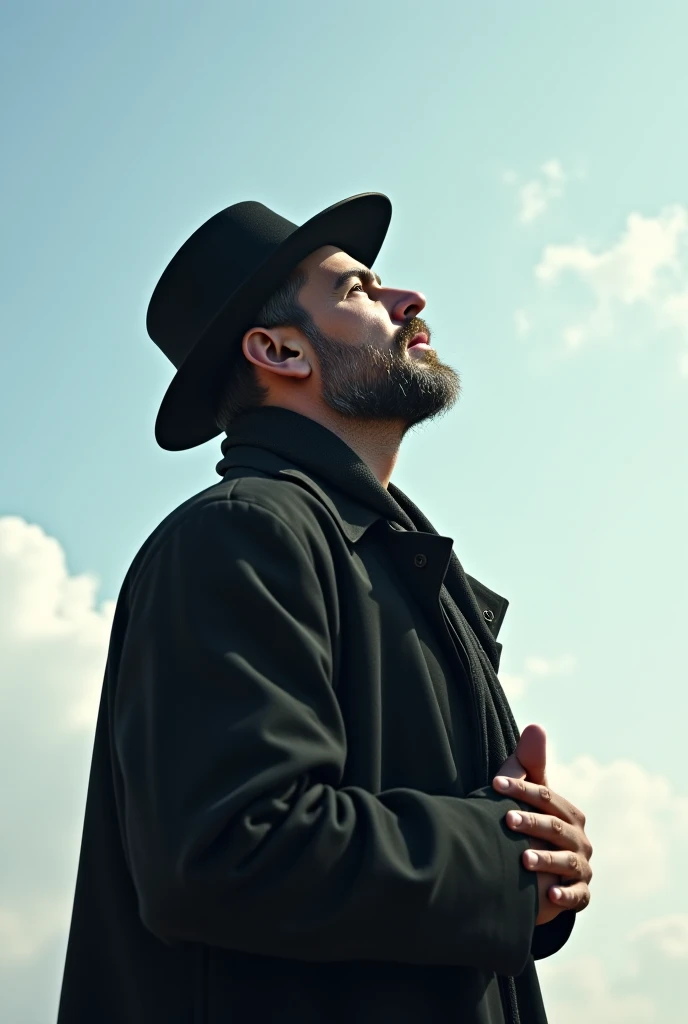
[154,192,392,451]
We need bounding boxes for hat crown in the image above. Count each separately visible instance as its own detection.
[147,201,299,368]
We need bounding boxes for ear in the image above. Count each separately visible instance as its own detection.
[242,326,312,379]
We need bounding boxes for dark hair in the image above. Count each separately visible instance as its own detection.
[214,265,311,432]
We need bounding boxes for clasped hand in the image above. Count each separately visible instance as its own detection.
[492,724,593,927]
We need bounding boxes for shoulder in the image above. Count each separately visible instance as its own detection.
[125,473,338,594]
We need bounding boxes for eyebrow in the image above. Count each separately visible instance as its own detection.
[331,267,382,293]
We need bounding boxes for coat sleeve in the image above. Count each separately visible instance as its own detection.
[531,910,575,959]
[115,497,538,975]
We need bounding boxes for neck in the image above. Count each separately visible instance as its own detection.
[263,398,404,488]
[322,414,404,489]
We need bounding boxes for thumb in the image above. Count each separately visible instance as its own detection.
[495,751,526,781]
[516,724,548,784]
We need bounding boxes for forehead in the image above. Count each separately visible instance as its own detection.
[298,245,381,293]
[300,245,356,277]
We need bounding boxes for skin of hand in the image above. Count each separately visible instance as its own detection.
[492,725,593,927]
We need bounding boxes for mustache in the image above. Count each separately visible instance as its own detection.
[396,317,431,350]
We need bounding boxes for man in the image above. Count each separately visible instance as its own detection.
[57,192,592,1023]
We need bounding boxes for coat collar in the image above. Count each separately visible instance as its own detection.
[215,406,408,545]
[215,407,509,644]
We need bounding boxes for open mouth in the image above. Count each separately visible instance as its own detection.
[407,333,430,350]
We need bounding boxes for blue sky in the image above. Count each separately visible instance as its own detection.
[2,3,687,1020]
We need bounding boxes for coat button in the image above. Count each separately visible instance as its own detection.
[483,608,495,622]
[413,553,427,568]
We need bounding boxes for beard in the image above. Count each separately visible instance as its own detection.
[302,316,461,434]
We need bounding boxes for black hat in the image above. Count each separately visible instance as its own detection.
[146,192,392,451]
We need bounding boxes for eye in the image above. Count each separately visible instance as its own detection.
[349,283,365,295]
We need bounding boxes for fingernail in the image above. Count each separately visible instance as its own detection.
[551,887,562,900]
[524,850,539,867]
[509,812,523,826]
[495,777,510,791]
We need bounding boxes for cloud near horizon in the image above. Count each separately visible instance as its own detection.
[0,517,113,976]
[0,515,684,1022]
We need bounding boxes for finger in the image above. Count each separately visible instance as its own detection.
[548,881,591,913]
[505,809,580,850]
[523,848,592,883]
[493,775,585,828]
[515,724,548,785]
[495,753,526,782]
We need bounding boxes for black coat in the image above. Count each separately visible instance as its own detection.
[57,407,573,1024]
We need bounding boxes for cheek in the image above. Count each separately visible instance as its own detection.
[357,307,392,343]
[330,306,385,343]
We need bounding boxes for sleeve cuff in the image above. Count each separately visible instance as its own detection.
[531,909,576,959]
[465,784,541,975]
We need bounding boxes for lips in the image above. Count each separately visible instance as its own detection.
[407,332,430,349]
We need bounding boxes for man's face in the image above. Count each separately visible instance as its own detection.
[294,245,461,432]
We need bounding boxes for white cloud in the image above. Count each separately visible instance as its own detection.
[499,652,575,698]
[662,292,688,378]
[519,180,551,224]
[0,517,113,990]
[536,206,687,299]
[562,324,586,349]
[658,285,688,329]
[534,205,688,358]
[542,159,566,184]
[538,955,656,1023]
[524,654,575,676]
[504,158,568,224]
[630,914,688,959]
[545,751,688,905]
[499,672,526,699]
[536,754,688,1022]
[514,309,531,336]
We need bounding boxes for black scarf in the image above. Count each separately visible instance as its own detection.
[386,482,520,780]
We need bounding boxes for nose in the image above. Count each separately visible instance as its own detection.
[390,288,426,323]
